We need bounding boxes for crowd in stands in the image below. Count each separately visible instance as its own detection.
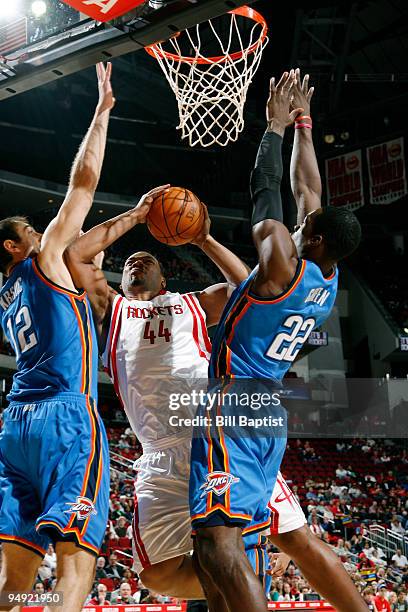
[267,437,408,609]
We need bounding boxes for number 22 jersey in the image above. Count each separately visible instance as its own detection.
[210,258,338,381]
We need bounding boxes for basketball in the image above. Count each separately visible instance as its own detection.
[146,186,205,246]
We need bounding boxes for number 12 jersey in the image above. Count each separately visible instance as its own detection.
[0,257,98,402]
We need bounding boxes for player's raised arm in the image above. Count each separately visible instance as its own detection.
[65,186,169,326]
[290,68,321,225]
[251,71,301,298]
[38,62,115,282]
[191,205,250,326]
[192,205,250,285]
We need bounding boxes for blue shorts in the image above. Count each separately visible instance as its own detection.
[245,533,271,596]
[0,393,110,557]
[189,426,286,535]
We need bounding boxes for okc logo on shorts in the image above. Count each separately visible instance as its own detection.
[64,496,97,520]
[200,471,240,498]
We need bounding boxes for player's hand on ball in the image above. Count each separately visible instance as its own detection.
[267,69,303,130]
[290,68,314,117]
[268,552,291,577]
[96,62,116,113]
[134,185,171,223]
[191,203,210,248]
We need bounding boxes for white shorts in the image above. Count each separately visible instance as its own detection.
[132,436,193,574]
[131,435,305,574]
[267,473,306,536]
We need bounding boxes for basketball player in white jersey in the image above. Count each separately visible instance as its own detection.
[65,107,363,608]
[65,196,251,593]
[65,185,313,592]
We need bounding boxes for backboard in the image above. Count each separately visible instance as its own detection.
[0,0,257,100]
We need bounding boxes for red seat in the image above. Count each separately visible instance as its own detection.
[99,578,115,591]
[118,537,131,549]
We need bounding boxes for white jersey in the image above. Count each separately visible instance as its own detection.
[102,292,211,445]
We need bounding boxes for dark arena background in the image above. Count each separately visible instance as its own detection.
[0,1,407,611]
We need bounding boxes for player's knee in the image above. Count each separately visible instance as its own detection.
[0,568,32,592]
[140,565,167,591]
[272,525,311,555]
[140,557,185,592]
[0,546,40,592]
[55,542,96,584]
[195,530,241,577]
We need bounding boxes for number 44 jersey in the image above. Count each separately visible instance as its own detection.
[0,257,98,402]
[210,259,338,381]
[102,292,211,445]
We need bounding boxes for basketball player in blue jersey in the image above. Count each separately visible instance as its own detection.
[189,70,364,612]
[0,63,115,611]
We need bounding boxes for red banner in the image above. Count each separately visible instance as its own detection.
[325,150,364,211]
[61,0,146,22]
[367,137,407,204]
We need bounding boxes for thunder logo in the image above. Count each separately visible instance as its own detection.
[200,471,240,498]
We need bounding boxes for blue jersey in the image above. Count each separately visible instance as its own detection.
[210,258,338,381]
[0,257,98,402]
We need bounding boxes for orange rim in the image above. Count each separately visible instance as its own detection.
[145,6,268,65]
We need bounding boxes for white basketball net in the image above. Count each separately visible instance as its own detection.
[146,9,268,148]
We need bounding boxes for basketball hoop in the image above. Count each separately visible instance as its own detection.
[145,6,268,148]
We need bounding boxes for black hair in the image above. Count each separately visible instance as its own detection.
[0,216,29,274]
[313,206,362,261]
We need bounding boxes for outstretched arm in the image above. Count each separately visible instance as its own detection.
[191,206,250,326]
[290,69,321,225]
[38,62,115,286]
[251,71,301,299]
[66,185,170,328]
[192,205,250,285]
